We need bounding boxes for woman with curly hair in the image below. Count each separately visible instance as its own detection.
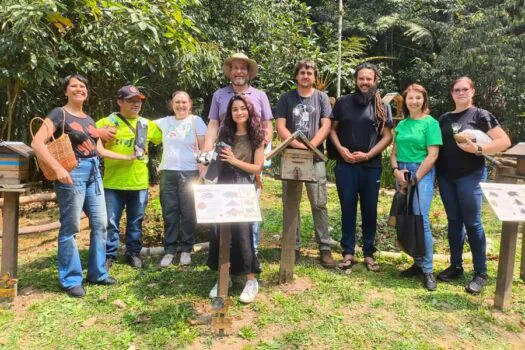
[207,94,265,304]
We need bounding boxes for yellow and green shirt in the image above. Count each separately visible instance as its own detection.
[96,113,162,190]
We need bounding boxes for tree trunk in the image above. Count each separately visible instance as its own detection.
[0,213,87,237]
[4,79,21,141]
[0,192,56,208]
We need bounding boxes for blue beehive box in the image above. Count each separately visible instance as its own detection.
[0,141,34,185]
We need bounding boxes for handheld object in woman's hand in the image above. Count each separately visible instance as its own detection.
[454,130,492,145]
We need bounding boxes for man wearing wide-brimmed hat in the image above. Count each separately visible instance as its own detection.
[204,53,273,149]
[203,53,273,272]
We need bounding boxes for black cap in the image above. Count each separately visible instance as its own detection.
[117,85,145,100]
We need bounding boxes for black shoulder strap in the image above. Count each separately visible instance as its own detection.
[116,113,136,134]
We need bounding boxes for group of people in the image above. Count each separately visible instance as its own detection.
[31,53,511,303]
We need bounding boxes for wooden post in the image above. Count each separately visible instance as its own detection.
[280,181,301,284]
[520,223,525,281]
[1,192,20,278]
[493,166,518,309]
[217,224,231,297]
[494,222,519,309]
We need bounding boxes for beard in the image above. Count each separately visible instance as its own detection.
[355,86,377,105]
[232,76,248,87]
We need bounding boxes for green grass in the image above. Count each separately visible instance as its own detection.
[0,177,524,349]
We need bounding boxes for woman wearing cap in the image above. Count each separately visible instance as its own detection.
[155,91,207,267]
[435,77,511,294]
[31,74,134,298]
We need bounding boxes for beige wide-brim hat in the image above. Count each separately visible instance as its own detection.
[223,53,259,80]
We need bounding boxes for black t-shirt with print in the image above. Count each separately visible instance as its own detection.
[436,107,500,180]
[276,89,331,153]
[47,107,99,158]
[331,93,394,167]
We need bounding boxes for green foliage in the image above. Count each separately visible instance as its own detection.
[0,0,203,140]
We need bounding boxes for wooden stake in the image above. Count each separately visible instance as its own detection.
[280,181,301,284]
[217,224,231,297]
[520,223,525,281]
[1,192,20,277]
[494,221,519,309]
[493,166,519,309]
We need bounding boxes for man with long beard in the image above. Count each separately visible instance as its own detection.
[329,63,393,272]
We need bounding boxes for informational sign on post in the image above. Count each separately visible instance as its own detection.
[480,183,525,222]
[193,184,261,224]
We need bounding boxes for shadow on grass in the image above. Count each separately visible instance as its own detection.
[18,253,59,292]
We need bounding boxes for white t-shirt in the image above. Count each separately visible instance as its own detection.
[155,115,207,171]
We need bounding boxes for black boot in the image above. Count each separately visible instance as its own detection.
[400,264,423,277]
[437,265,464,282]
[465,274,488,294]
[423,273,437,291]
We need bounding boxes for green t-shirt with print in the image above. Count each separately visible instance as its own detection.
[395,116,443,162]
[96,113,162,190]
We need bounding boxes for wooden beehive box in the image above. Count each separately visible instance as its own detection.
[0,141,34,185]
[267,131,327,182]
[281,148,315,181]
[502,143,525,177]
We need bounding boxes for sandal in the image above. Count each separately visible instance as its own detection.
[338,255,357,270]
[364,258,380,272]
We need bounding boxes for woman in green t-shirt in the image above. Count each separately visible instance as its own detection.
[390,84,443,291]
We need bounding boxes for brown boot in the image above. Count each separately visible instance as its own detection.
[320,250,336,269]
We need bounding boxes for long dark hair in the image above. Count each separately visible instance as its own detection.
[218,95,264,149]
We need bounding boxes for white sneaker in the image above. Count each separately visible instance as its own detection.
[159,254,175,268]
[209,277,233,299]
[180,252,191,266]
[239,279,259,304]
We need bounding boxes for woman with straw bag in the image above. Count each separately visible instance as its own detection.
[31,74,135,298]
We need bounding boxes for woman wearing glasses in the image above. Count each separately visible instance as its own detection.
[435,77,511,294]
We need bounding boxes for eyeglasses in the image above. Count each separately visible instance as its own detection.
[452,88,470,94]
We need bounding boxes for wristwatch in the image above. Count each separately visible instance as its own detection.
[475,144,483,156]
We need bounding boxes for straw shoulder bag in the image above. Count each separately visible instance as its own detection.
[30,108,78,181]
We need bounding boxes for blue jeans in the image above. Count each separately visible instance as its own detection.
[335,162,381,257]
[159,170,199,254]
[54,157,108,289]
[437,167,487,275]
[105,189,148,258]
[398,162,435,273]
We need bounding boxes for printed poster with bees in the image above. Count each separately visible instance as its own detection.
[193,184,262,223]
[480,183,525,222]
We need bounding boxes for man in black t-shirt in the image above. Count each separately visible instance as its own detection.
[330,63,393,271]
[276,59,336,268]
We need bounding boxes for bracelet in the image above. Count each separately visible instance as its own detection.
[392,167,398,172]
[475,144,483,156]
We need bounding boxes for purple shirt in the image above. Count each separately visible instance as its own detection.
[208,85,273,124]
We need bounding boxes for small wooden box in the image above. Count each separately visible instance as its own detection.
[280,148,315,181]
[517,158,525,176]
[0,154,29,184]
